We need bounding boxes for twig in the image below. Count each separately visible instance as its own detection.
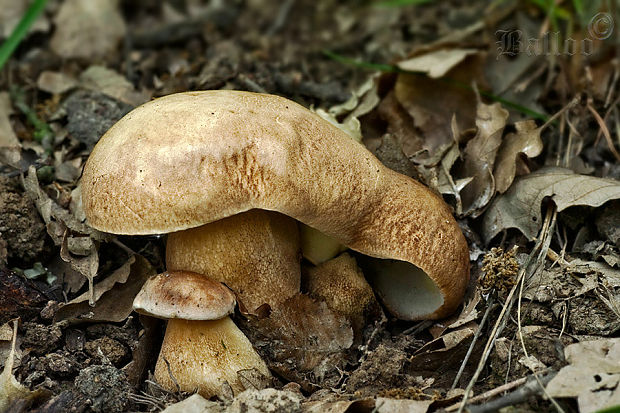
[466,372,557,413]
[236,74,267,93]
[517,206,565,413]
[358,312,387,365]
[402,320,432,336]
[266,0,295,36]
[587,96,620,161]
[540,96,579,131]
[450,296,496,390]
[445,370,554,411]
[456,205,557,413]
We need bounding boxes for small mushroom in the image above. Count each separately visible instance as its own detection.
[299,223,347,265]
[133,271,269,396]
[303,253,379,336]
[82,90,469,321]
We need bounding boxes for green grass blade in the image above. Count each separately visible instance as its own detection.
[0,0,48,70]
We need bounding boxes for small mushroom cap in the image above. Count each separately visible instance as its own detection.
[133,271,236,320]
[82,91,469,320]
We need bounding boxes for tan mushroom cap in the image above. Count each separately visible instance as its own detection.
[133,271,236,320]
[81,90,469,320]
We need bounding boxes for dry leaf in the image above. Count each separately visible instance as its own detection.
[375,91,425,160]
[303,398,374,413]
[546,338,620,413]
[493,120,543,193]
[315,76,380,143]
[79,66,148,106]
[243,294,353,388]
[55,255,155,323]
[482,167,620,242]
[0,321,39,413]
[50,0,126,59]
[0,92,20,167]
[160,394,221,413]
[0,269,47,325]
[397,48,479,78]
[457,98,509,216]
[37,71,78,95]
[393,56,481,161]
[23,166,109,243]
[60,230,99,305]
[375,398,433,413]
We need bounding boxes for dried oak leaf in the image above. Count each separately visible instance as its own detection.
[393,52,484,162]
[50,0,126,60]
[242,294,353,389]
[397,48,479,79]
[456,99,509,217]
[482,167,620,242]
[55,255,155,323]
[546,339,620,413]
[493,120,543,193]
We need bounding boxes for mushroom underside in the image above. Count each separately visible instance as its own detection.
[358,257,444,320]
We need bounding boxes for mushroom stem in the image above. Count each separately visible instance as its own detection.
[166,209,301,313]
[154,318,270,396]
[300,224,347,265]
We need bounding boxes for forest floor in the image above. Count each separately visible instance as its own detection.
[0,1,619,412]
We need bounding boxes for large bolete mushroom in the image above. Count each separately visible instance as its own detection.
[82,90,469,320]
[81,90,469,393]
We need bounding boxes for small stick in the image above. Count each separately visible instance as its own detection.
[450,296,496,390]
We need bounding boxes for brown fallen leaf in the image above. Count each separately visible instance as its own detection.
[60,229,98,305]
[0,269,47,325]
[482,167,620,242]
[393,51,484,161]
[456,96,509,216]
[374,398,433,413]
[0,320,45,413]
[22,166,109,243]
[493,120,543,193]
[37,71,78,95]
[50,0,126,59]
[79,66,150,106]
[241,294,353,390]
[376,90,426,161]
[546,339,620,413]
[397,48,480,79]
[55,255,155,323]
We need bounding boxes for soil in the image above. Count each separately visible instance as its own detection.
[1,1,618,412]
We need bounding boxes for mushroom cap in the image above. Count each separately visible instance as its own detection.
[82,90,469,320]
[133,271,236,320]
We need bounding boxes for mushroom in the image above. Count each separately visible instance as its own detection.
[133,271,269,396]
[82,90,469,322]
[165,209,300,313]
[303,253,379,336]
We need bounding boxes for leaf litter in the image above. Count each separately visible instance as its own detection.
[2,1,620,412]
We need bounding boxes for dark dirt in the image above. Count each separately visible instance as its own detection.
[0,176,51,267]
